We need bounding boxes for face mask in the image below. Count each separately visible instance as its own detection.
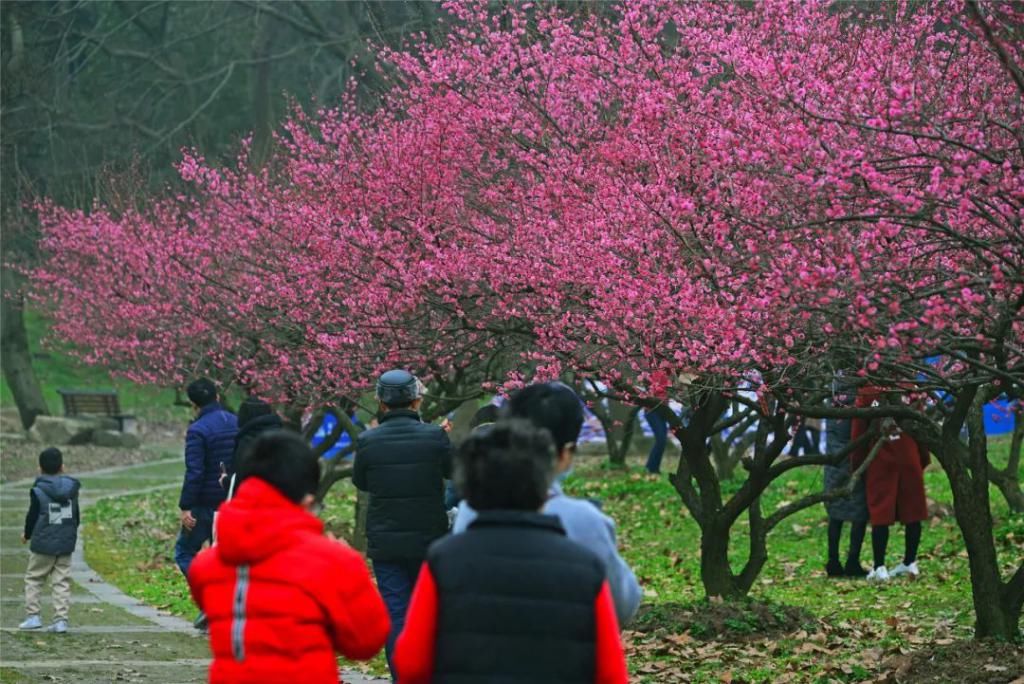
[555,466,574,485]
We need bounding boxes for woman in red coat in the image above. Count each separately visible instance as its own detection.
[189,432,389,683]
[850,386,928,582]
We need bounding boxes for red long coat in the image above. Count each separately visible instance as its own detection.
[850,387,929,526]
[189,478,389,684]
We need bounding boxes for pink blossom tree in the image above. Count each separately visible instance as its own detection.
[31,0,1023,637]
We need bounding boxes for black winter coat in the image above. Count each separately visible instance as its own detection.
[353,409,453,561]
[233,413,284,462]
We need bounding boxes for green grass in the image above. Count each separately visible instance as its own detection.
[83,440,1022,683]
[1,311,189,423]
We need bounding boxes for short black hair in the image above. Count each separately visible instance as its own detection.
[456,420,556,511]
[502,382,583,452]
[39,448,63,475]
[236,431,319,504]
[469,404,500,430]
[187,378,218,408]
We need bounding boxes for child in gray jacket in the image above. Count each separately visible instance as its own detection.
[20,447,80,633]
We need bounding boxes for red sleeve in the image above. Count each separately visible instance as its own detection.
[594,581,629,684]
[325,546,390,661]
[394,562,439,684]
[186,547,212,611]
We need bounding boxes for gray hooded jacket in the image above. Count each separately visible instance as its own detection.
[27,475,81,556]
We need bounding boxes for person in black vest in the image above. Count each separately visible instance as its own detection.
[20,448,80,634]
[353,369,453,679]
[394,420,628,684]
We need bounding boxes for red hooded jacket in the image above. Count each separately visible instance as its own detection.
[188,478,389,684]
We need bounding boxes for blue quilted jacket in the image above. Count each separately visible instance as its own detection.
[179,402,238,510]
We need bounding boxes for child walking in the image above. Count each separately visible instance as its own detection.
[20,447,80,634]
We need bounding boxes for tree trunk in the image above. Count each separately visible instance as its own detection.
[0,269,48,428]
[353,489,369,552]
[699,520,745,599]
[925,400,1021,640]
[446,398,481,445]
[989,413,1024,513]
[946,459,1019,637]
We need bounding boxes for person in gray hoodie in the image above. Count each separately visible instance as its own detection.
[20,447,80,633]
[452,382,642,626]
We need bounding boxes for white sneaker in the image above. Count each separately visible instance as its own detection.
[46,619,68,634]
[891,561,919,579]
[867,566,890,582]
[18,615,42,630]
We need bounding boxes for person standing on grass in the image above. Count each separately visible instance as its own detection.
[452,382,642,627]
[353,369,453,680]
[394,420,628,684]
[850,386,928,582]
[823,417,869,578]
[176,377,238,629]
[643,407,669,474]
[19,448,80,634]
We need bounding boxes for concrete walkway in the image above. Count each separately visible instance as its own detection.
[0,455,386,683]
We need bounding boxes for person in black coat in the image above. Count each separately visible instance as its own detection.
[353,369,453,679]
[221,397,283,493]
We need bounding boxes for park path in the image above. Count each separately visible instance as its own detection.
[0,455,386,684]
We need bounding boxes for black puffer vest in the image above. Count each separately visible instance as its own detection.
[30,475,80,556]
[428,511,605,684]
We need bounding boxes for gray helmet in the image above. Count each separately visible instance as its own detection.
[376,369,421,407]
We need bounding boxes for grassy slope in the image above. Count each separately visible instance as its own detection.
[0,311,181,422]
[85,441,1022,683]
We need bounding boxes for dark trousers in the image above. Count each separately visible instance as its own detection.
[174,505,215,577]
[373,559,422,680]
[644,409,669,474]
[792,427,821,455]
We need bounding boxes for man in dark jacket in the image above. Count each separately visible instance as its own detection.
[176,378,238,578]
[20,448,80,633]
[394,420,627,683]
[353,369,452,679]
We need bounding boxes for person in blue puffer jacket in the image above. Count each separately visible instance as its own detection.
[175,378,238,579]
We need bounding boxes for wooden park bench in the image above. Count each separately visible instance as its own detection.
[57,388,136,433]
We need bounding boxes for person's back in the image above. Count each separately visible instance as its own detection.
[183,399,239,510]
[451,383,642,626]
[232,398,283,469]
[395,421,627,684]
[189,433,389,684]
[353,370,453,678]
[355,408,452,562]
[20,448,80,634]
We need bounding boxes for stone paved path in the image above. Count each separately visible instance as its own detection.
[0,455,387,683]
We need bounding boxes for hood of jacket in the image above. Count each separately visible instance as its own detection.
[34,475,80,503]
[236,413,283,441]
[214,477,322,566]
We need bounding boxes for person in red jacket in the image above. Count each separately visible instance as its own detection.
[394,420,628,684]
[189,432,389,684]
[849,386,928,583]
